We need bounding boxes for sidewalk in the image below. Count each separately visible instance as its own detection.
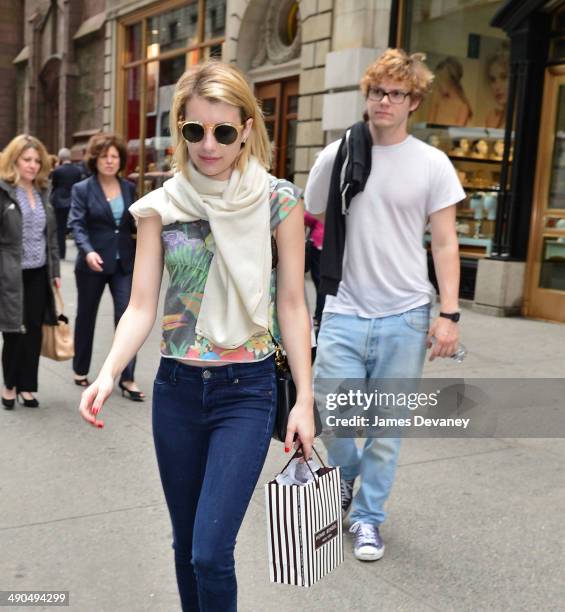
[1,242,564,611]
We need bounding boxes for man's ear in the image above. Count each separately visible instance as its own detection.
[409,96,422,113]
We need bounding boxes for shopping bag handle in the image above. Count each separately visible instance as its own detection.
[278,445,327,488]
[53,286,65,316]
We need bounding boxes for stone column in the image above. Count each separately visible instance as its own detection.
[294,0,333,189]
[0,0,24,147]
[103,20,114,132]
[320,1,391,140]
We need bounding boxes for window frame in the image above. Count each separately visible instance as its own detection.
[115,0,225,194]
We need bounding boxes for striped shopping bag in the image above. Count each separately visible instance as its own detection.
[265,447,344,587]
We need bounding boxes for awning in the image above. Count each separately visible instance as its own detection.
[13,46,29,64]
[73,11,106,41]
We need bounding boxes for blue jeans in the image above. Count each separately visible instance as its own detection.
[152,356,277,612]
[314,305,429,525]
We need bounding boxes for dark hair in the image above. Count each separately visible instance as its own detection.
[85,132,128,175]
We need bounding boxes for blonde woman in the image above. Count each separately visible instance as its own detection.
[428,56,473,126]
[0,135,61,409]
[79,61,314,611]
[485,48,509,129]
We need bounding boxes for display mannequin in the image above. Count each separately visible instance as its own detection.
[469,192,484,238]
[450,138,470,157]
[428,134,441,148]
[471,139,489,158]
[491,140,504,160]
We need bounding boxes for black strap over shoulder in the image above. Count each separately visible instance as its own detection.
[271,234,278,269]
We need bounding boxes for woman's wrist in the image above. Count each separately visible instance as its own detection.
[295,391,314,405]
[99,362,118,381]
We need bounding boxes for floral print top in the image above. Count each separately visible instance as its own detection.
[160,176,300,363]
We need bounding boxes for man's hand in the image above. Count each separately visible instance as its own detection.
[427,316,459,361]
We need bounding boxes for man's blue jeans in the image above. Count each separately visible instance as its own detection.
[152,356,276,612]
[314,305,429,525]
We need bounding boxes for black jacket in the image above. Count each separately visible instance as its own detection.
[50,162,83,209]
[69,176,137,275]
[319,121,373,296]
[0,180,60,332]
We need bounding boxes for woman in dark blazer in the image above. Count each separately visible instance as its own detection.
[68,132,144,400]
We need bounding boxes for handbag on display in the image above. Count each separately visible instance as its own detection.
[265,446,343,587]
[41,287,74,362]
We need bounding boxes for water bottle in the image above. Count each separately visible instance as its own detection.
[451,343,467,363]
[430,337,467,363]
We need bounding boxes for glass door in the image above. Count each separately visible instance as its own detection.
[525,65,565,321]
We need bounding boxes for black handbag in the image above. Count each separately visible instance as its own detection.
[269,235,322,441]
[270,334,323,442]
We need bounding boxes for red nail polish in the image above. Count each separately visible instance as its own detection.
[284,447,290,453]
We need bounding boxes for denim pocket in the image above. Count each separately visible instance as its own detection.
[154,360,172,386]
[232,375,274,399]
[401,306,430,333]
[321,311,338,324]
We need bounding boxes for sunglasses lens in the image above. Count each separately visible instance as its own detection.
[214,124,239,145]
[182,123,205,143]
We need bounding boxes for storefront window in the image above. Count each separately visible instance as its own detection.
[126,23,142,63]
[146,3,199,54]
[124,66,141,178]
[205,0,227,40]
[401,0,511,260]
[119,1,227,194]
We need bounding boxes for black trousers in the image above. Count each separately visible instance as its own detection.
[73,266,136,382]
[2,266,49,392]
[55,207,70,259]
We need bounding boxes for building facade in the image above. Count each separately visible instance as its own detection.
[5,0,565,322]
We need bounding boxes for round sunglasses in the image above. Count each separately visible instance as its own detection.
[178,120,246,146]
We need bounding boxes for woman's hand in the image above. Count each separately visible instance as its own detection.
[78,371,115,428]
[53,277,61,289]
[86,251,104,272]
[284,396,315,460]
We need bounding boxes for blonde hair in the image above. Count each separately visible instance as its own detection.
[361,48,435,100]
[0,134,51,189]
[169,61,272,175]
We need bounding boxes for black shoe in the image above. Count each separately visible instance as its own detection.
[2,396,15,410]
[74,376,90,387]
[17,393,39,408]
[119,382,145,402]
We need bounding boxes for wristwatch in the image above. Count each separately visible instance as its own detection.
[439,311,461,323]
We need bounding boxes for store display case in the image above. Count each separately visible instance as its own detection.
[414,126,513,260]
[411,126,513,299]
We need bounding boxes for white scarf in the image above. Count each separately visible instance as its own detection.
[130,157,271,348]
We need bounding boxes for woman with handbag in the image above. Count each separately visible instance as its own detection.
[0,135,61,409]
[68,133,144,401]
[78,61,314,611]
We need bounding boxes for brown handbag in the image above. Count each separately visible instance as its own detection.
[41,287,74,361]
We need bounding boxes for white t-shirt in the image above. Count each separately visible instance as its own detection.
[304,135,465,318]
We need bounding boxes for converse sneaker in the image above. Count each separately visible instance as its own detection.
[340,477,355,516]
[349,521,385,561]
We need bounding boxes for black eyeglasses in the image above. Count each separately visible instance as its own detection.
[367,87,411,104]
[178,120,246,146]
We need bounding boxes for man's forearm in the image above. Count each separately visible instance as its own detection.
[432,243,460,312]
